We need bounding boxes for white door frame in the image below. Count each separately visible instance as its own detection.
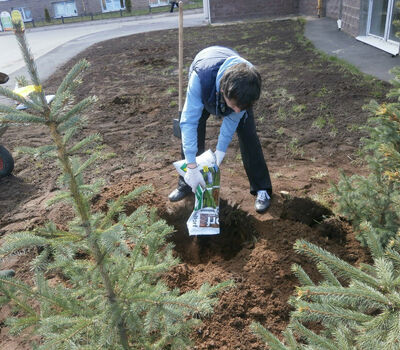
[203,0,211,24]
[366,0,396,43]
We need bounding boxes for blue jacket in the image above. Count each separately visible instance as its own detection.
[180,46,250,164]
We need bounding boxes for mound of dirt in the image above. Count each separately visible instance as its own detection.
[90,176,370,349]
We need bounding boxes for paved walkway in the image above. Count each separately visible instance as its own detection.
[1,9,205,85]
[305,17,400,82]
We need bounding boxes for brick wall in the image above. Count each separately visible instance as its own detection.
[325,0,361,36]
[136,0,151,11]
[299,0,318,16]
[207,0,362,38]
[209,0,298,23]
[83,0,103,14]
[0,0,52,20]
[341,0,360,36]
[326,0,340,18]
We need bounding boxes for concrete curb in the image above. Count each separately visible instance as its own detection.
[0,8,203,36]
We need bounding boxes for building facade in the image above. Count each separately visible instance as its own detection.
[207,0,298,22]
[0,0,150,21]
[207,0,400,55]
[1,0,398,55]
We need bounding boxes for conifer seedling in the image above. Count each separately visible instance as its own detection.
[0,15,231,350]
[251,66,400,350]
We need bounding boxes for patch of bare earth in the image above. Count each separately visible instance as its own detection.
[0,19,384,349]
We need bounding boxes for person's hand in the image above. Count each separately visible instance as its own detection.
[184,165,206,192]
[214,150,225,167]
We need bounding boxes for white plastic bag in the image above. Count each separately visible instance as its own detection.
[173,150,220,236]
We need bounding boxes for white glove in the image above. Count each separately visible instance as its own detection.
[214,150,225,167]
[184,166,206,193]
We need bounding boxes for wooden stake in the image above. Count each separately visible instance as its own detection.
[178,1,183,112]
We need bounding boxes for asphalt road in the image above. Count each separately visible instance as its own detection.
[1,10,206,86]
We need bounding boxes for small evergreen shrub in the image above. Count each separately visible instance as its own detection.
[0,15,230,350]
[332,69,400,249]
[44,8,51,23]
[252,234,400,349]
[251,53,400,350]
[125,0,132,13]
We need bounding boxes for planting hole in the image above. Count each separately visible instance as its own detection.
[162,199,257,264]
[280,197,333,227]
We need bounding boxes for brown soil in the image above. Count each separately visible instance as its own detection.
[0,19,386,349]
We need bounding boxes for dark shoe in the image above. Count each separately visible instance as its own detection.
[0,72,9,84]
[0,269,15,278]
[168,187,191,202]
[255,190,271,213]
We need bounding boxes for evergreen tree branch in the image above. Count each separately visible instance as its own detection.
[17,145,57,159]
[281,328,301,349]
[362,221,385,258]
[56,96,97,126]
[294,240,380,287]
[250,322,289,350]
[73,153,100,176]
[293,300,373,324]
[297,285,391,308]
[0,282,38,316]
[317,262,342,287]
[68,133,102,154]
[57,114,83,133]
[0,86,44,112]
[6,315,40,335]
[132,296,205,313]
[98,186,152,230]
[56,60,90,97]
[0,277,66,309]
[0,103,41,117]
[0,112,45,124]
[291,263,315,286]
[39,318,93,350]
[291,320,339,350]
[0,232,48,257]
[45,192,72,207]
[374,257,395,290]
[12,21,48,108]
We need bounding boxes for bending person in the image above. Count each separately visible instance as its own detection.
[169,46,273,213]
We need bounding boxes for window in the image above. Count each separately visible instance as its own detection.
[101,0,125,12]
[53,1,78,18]
[149,0,169,6]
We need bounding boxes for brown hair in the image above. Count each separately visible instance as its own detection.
[219,63,261,111]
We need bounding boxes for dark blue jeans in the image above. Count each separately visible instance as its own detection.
[170,1,178,12]
[178,108,272,196]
